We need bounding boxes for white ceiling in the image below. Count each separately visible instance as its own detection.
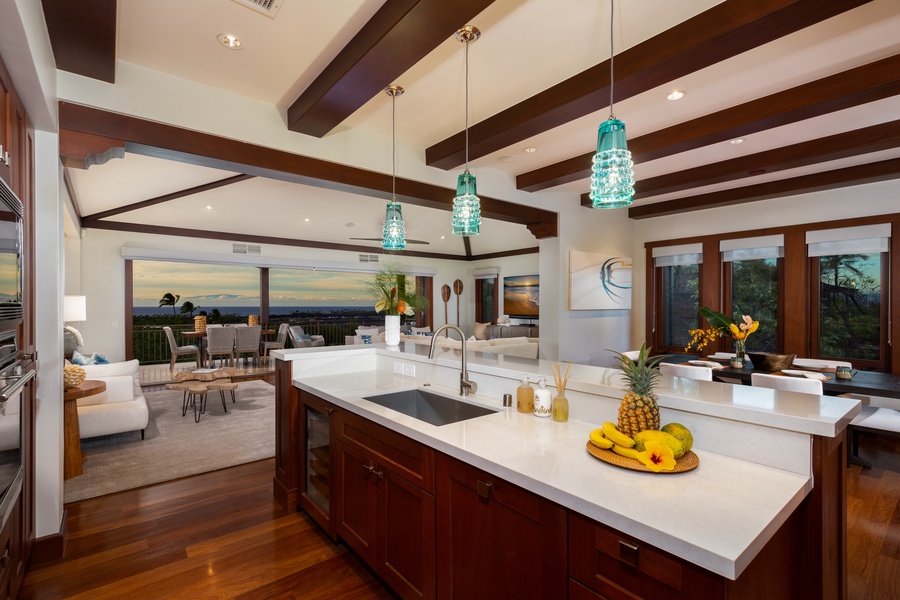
[63,0,900,257]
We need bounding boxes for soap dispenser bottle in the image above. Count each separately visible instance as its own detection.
[516,376,534,413]
[533,378,552,418]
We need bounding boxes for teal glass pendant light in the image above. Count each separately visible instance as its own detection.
[451,25,481,236]
[382,85,406,250]
[590,0,634,209]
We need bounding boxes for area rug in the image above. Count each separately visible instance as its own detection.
[64,379,276,503]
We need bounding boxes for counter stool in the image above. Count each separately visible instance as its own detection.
[207,381,238,413]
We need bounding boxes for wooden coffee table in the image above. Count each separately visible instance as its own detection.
[63,380,106,479]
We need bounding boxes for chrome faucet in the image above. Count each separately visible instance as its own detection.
[429,324,478,396]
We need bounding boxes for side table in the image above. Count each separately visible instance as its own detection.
[63,380,106,479]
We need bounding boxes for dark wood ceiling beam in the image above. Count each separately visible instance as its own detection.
[527,52,900,199]
[287,0,497,137]
[81,175,255,222]
[631,118,900,199]
[59,102,557,239]
[80,219,531,261]
[626,157,900,219]
[59,129,126,169]
[41,0,117,83]
[427,0,872,170]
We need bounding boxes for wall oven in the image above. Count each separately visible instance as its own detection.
[0,331,33,519]
[0,176,23,333]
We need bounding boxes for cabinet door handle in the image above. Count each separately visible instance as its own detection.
[618,539,640,568]
[363,464,384,480]
[326,407,334,416]
[477,480,493,499]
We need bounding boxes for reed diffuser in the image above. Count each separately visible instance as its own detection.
[551,362,570,422]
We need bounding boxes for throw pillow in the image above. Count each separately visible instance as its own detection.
[356,326,380,338]
[411,326,431,335]
[71,350,111,366]
[90,352,110,365]
[361,335,372,344]
[473,322,490,340]
[296,334,311,341]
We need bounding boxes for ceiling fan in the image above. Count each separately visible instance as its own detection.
[349,237,430,245]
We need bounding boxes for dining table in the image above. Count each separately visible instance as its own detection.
[664,355,900,399]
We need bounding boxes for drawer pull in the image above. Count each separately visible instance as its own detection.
[326,407,334,416]
[618,539,639,568]
[363,464,383,480]
[477,480,493,499]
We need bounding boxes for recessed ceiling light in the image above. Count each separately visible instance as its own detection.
[730,138,744,145]
[524,147,537,153]
[440,235,445,240]
[667,90,686,101]
[205,205,214,210]
[304,218,310,222]
[498,155,517,163]
[345,222,355,228]
[217,33,243,50]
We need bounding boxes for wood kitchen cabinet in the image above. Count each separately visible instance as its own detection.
[297,390,337,540]
[335,408,436,600]
[0,52,14,187]
[435,453,568,599]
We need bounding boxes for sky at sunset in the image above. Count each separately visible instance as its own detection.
[132,261,372,307]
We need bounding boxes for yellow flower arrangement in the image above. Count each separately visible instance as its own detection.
[365,261,428,317]
[684,307,759,355]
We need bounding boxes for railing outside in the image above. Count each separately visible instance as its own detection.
[133,317,398,364]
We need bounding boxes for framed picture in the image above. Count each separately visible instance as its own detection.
[569,251,632,310]
[503,275,539,317]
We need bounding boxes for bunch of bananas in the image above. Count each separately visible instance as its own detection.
[588,422,640,459]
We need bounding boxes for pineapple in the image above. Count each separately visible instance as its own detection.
[614,344,667,437]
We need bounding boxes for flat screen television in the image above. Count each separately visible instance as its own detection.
[503,275,539,318]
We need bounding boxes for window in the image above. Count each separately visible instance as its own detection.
[474,269,499,324]
[807,224,890,369]
[653,244,702,352]
[721,235,784,353]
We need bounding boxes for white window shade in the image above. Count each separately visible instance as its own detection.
[652,243,702,266]
[806,224,891,257]
[720,234,784,262]
[472,267,499,280]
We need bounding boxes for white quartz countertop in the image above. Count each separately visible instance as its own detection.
[291,366,813,580]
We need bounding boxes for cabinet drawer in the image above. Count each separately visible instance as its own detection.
[337,409,434,494]
[569,512,723,600]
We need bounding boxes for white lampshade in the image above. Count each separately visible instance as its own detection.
[64,295,87,322]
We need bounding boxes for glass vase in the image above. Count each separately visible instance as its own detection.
[552,394,569,422]
[731,339,746,368]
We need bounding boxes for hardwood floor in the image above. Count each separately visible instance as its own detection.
[19,433,900,599]
[20,459,395,599]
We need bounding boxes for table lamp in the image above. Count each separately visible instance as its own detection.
[64,295,86,357]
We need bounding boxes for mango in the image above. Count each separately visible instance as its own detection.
[661,423,694,453]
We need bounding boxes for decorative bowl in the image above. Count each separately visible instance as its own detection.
[746,352,796,371]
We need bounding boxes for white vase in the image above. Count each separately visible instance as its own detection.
[385,315,401,346]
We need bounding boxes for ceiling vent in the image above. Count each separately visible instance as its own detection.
[358,254,380,263]
[230,0,283,18]
[233,243,262,255]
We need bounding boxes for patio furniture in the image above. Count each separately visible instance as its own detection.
[206,326,236,368]
[660,362,713,381]
[288,325,325,348]
[261,323,289,358]
[234,325,261,365]
[164,326,201,370]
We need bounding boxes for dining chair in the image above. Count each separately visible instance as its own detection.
[751,372,823,395]
[660,363,713,381]
[234,325,261,365]
[206,326,236,368]
[163,326,201,370]
[622,350,641,361]
[261,322,290,358]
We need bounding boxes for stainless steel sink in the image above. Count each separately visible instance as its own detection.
[362,388,497,426]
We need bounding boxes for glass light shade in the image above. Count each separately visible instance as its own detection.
[382,200,406,250]
[590,118,635,209]
[452,171,481,236]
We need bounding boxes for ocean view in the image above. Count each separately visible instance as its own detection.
[134,305,373,317]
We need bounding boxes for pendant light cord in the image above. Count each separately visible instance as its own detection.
[609,0,615,118]
[391,91,396,199]
[464,37,470,173]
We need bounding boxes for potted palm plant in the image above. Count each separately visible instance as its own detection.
[365,262,428,346]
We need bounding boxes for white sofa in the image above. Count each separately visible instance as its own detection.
[400,334,539,359]
[76,360,150,440]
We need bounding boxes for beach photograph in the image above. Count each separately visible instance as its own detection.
[503,275,540,317]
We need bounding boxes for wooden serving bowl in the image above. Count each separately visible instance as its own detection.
[746,352,796,371]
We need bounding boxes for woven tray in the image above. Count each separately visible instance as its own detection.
[586,441,699,474]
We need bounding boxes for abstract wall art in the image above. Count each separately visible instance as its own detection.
[568,251,632,310]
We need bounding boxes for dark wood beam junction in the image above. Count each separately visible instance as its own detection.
[41,0,117,83]
[288,0,497,137]
[632,118,900,200]
[426,0,872,170]
[627,156,900,219]
[58,102,557,239]
[59,129,125,170]
[521,52,900,196]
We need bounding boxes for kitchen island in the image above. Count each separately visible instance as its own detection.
[273,343,857,599]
